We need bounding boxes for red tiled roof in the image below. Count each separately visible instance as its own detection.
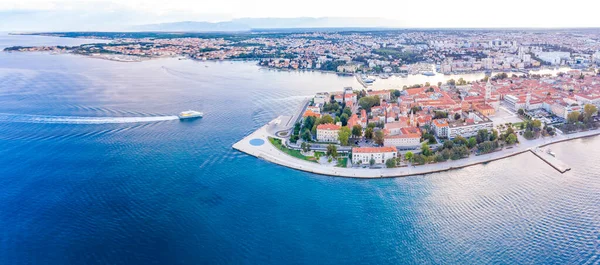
[317,123,341,130]
[432,119,448,127]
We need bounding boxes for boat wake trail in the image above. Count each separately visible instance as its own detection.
[0,113,179,124]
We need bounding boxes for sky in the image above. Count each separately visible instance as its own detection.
[1,0,599,31]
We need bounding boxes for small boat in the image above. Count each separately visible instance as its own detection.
[422,71,435,76]
[178,110,203,120]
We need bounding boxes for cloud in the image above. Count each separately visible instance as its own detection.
[0,0,599,31]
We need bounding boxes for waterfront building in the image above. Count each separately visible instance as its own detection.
[431,119,449,138]
[367,90,391,102]
[306,106,321,114]
[303,109,321,118]
[352,146,397,165]
[316,123,341,143]
[383,127,422,148]
[314,92,329,105]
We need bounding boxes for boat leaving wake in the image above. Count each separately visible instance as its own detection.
[0,113,179,124]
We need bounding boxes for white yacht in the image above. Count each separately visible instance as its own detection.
[178,110,203,120]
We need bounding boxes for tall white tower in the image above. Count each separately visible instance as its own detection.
[526,92,531,110]
[485,79,493,104]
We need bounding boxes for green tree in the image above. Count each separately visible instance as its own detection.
[443,140,454,149]
[434,111,448,119]
[338,126,351,146]
[326,144,338,158]
[491,129,499,141]
[404,151,414,162]
[476,129,489,144]
[301,128,312,142]
[320,114,334,125]
[532,120,542,129]
[517,109,525,115]
[352,125,363,138]
[506,134,517,144]
[365,127,374,139]
[421,142,432,156]
[584,104,597,122]
[303,116,316,131]
[385,158,396,168]
[454,112,461,120]
[453,136,468,146]
[342,107,352,117]
[467,137,477,148]
[373,130,385,145]
[340,113,349,126]
[447,79,456,86]
[301,142,311,152]
[358,96,380,111]
[367,122,377,129]
[567,111,580,124]
[369,158,376,166]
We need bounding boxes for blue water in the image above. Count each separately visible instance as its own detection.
[0,34,599,264]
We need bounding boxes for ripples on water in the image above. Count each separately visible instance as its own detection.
[0,35,599,265]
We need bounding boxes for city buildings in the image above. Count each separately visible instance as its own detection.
[351,146,397,165]
[316,123,341,143]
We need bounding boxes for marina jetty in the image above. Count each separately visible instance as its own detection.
[233,116,599,179]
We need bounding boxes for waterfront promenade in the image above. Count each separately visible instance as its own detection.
[233,117,600,178]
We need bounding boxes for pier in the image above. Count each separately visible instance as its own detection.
[530,147,571,173]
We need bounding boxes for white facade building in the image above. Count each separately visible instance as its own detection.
[316,124,341,143]
[447,112,494,139]
[352,146,397,165]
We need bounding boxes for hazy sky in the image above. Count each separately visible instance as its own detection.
[1,0,599,31]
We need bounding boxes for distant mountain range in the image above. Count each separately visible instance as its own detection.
[130,17,405,32]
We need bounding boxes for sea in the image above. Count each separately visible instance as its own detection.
[0,33,599,265]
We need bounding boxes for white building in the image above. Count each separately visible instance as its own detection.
[536,52,570,65]
[367,90,391,101]
[431,119,449,138]
[504,94,526,111]
[447,112,494,139]
[316,123,341,143]
[352,146,397,165]
[314,92,329,105]
[383,126,421,148]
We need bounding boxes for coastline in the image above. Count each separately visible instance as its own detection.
[233,117,600,179]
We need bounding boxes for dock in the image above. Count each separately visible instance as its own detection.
[530,147,571,173]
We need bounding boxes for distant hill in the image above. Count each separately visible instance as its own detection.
[130,17,404,32]
[130,21,251,32]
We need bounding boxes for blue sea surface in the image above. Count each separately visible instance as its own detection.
[0,34,599,264]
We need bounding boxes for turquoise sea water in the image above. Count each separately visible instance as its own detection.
[0,34,599,264]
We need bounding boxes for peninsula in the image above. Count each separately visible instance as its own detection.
[234,72,600,178]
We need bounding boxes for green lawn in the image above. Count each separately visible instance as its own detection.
[336,157,348,168]
[268,137,317,163]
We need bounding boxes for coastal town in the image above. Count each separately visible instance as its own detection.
[5,29,600,76]
[6,29,600,177]
[234,69,600,177]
